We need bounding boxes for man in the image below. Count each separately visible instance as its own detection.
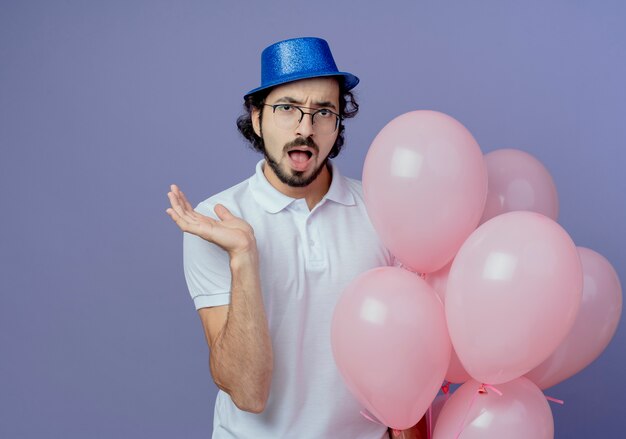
[166,37,426,438]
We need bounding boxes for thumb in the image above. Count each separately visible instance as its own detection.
[214,204,235,221]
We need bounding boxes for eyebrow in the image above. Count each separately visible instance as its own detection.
[273,96,337,111]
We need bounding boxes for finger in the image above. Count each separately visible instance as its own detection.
[168,207,217,240]
[170,184,182,201]
[167,190,183,211]
[178,189,195,212]
[169,184,184,203]
[173,190,193,215]
[165,207,189,231]
[214,204,236,221]
[168,191,188,219]
[170,185,203,217]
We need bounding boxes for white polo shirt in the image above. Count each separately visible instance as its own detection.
[184,159,393,439]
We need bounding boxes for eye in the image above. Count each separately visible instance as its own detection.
[275,104,294,112]
[316,109,333,118]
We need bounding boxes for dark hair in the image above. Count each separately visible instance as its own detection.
[236,79,359,159]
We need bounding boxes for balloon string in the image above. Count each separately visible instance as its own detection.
[398,263,424,278]
[454,388,479,439]
[425,380,450,439]
[454,383,503,439]
[427,404,432,439]
[483,384,503,396]
[360,410,385,426]
[422,379,449,438]
[546,396,564,405]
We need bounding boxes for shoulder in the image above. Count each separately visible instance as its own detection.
[195,178,253,219]
[340,175,367,204]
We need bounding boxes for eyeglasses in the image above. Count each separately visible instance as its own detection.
[263,103,341,134]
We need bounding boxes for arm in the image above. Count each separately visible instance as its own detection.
[167,184,273,413]
[206,250,273,413]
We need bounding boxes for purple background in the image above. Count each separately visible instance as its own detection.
[1,1,624,437]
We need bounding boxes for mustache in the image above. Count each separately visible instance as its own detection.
[284,137,318,153]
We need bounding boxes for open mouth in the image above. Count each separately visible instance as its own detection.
[288,150,313,162]
[287,149,314,171]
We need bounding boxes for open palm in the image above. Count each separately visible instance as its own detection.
[166,184,256,256]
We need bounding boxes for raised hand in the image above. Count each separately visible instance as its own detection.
[166,184,256,257]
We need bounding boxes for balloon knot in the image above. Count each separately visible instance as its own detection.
[441,382,450,394]
[479,384,503,396]
[392,428,402,437]
[398,263,422,276]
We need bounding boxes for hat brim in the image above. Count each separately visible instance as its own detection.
[243,71,359,100]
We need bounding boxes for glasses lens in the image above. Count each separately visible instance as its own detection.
[271,105,297,130]
[312,109,338,134]
[271,105,338,134]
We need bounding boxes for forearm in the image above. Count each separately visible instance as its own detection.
[210,251,274,413]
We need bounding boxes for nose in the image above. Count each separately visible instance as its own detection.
[295,112,315,138]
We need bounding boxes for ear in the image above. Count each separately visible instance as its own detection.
[252,107,262,138]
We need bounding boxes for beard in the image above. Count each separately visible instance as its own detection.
[263,137,329,188]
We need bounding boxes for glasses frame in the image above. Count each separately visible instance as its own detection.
[263,103,342,133]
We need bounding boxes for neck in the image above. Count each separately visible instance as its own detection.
[263,162,332,211]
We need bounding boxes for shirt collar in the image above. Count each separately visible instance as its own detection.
[249,159,355,214]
